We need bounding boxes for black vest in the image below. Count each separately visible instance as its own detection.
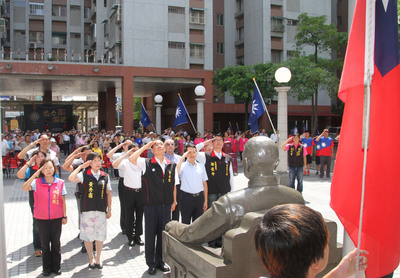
[288,144,304,167]
[205,151,231,195]
[79,168,109,212]
[141,157,176,206]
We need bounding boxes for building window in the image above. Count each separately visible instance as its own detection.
[236,0,243,12]
[286,19,299,26]
[29,31,44,43]
[236,56,244,66]
[15,30,26,36]
[168,41,185,49]
[84,7,90,18]
[14,1,26,7]
[216,42,224,55]
[29,3,44,16]
[190,10,205,24]
[52,33,67,45]
[71,33,81,39]
[190,44,204,59]
[237,27,244,41]
[168,6,185,14]
[216,14,224,26]
[271,50,282,63]
[271,18,285,32]
[337,16,342,26]
[52,5,67,17]
[84,34,90,45]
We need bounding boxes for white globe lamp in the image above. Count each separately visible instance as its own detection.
[274,67,292,83]
[194,85,206,97]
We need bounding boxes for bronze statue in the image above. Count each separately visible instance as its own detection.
[165,136,305,244]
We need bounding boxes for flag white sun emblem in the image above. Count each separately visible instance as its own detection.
[176,107,182,118]
[251,100,259,114]
[30,112,40,123]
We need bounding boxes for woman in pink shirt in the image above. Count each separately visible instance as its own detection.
[238,133,248,159]
[178,133,185,155]
[193,132,205,145]
[23,159,67,276]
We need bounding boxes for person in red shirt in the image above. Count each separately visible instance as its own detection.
[315,129,334,178]
[301,131,314,176]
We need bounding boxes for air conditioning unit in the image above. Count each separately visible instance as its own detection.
[29,42,36,48]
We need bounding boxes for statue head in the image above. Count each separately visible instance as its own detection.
[242,136,278,182]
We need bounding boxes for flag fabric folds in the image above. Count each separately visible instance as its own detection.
[141,103,152,129]
[173,95,189,128]
[330,0,400,276]
[248,85,266,133]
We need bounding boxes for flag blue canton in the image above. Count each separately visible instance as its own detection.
[141,103,152,128]
[375,0,399,76]
[248,85,266,133]
[173,96,188,128]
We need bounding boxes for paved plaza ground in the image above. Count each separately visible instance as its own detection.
[3,157,400,277]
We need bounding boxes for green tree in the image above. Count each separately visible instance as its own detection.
[212,63,276,129]
[293,13,347,134]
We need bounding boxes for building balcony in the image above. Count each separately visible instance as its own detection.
[234,10,244,18]
[234,39,244,46]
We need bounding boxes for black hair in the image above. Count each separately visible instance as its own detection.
[254,204,329,278]
[185,143,196,152]
[86,152,102,166]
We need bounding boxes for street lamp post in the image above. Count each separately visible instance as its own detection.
[275,67,292,172]
[194,85,206,137]
[154,95,163,135]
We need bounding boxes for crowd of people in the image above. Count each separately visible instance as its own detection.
[1,126,345,277]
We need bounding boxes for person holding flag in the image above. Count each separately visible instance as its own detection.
[330,0,400,276]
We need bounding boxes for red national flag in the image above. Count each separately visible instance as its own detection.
[331,0,400,277]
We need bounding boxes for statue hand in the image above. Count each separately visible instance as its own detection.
[165,220,179,232]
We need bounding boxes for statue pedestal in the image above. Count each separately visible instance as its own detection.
[163,210,343,278]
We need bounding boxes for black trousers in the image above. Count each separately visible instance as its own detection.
[36,218,62,273]
[124,187,144,241]
[118,178,126,231]
[63,141,70,155]
[180,191,204,224]
[144,205,171,268]
[171,185,181,221]
[29,191,41,250]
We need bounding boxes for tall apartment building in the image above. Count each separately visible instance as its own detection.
[212,0,342,130]
[1,0,213,67]
[2,0,92,61]
[0,0,343,133]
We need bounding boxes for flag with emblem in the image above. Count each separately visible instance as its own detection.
[330,0,400,276]
[248,85,266,133]
[173,95,189,128]
[141,103,152,129]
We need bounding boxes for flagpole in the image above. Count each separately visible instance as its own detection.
[178,94,197,134]
[355,0,375,275]
[253,78,277,135]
